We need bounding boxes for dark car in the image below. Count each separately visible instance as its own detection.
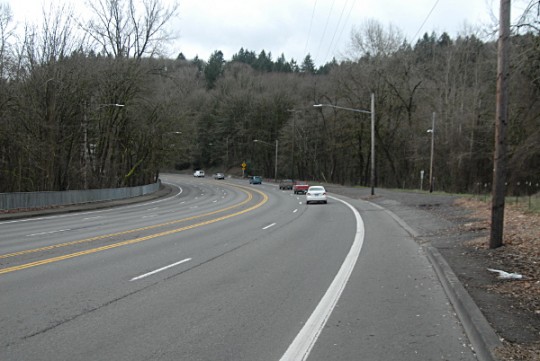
[213,172,225,180]
[279,179,294,190]
[249,176,262,184]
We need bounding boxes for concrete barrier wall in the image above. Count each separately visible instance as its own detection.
[0,181,161,211]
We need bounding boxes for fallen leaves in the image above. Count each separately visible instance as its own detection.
[456,197,540,359]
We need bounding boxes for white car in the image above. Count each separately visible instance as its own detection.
[193,170,205,177]
[306,186,327,204]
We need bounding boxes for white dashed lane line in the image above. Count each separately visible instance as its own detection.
[130,258,192,281]
[262,223,276,230]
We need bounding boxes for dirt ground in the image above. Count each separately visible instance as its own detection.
[439,198,540,360]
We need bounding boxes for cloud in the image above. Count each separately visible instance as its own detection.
[8,0,500,66]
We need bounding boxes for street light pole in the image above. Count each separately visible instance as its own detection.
[275,139,278,183]
[370,93,375,196]
[287,109,299,180]
[314,93,376,195]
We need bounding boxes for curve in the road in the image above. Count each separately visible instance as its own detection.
[280,195,365,361]
[0,183,269,276]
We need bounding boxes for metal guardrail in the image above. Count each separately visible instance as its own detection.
[0,181,161,211]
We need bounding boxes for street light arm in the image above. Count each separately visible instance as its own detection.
[314,93,376,196]
[313,103,371,114]
[253,139,272,146]
[96,103,125,109]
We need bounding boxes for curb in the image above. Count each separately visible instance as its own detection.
[426,246,502,361]
[2,180,504,360]
[334,194,502,360]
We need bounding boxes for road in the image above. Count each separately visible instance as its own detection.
[0,174,477,360]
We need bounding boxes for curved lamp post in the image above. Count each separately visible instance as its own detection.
[314,93,376,195]
[253,139,278,182]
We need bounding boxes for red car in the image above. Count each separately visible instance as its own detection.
[293,181,309,194]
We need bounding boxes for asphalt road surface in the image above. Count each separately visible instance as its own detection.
[0,174,477,360]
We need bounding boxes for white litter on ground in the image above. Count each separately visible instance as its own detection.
[487,268,524,280]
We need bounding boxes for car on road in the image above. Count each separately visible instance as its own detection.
[213,172,225,180]
[249,176,262,184]
[279,179,294,190]
[193,170,205,177]
[306,186,327,204]
[293,181,309,194]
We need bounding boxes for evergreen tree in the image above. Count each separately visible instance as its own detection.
[204,50,225,89]
[437,32,453,47]
[232,47,257,66]
[274,53,293,72]
[191,55,205,72]
[290,59,299,72]
[300,54,316,74]
[255,50,273,72]
[318,57,338,75]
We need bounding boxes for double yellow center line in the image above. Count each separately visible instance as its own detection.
[0,184,268,276]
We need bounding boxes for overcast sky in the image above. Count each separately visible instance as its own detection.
[6,0,517,66]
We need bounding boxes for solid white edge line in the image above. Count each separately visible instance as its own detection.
[279,195,365,361]
[130,258,192,281]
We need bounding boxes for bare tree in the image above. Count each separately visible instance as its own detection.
[81,0,179,59]
[347,19,405,59]
[515,0,540,33]
[0,3,15,80]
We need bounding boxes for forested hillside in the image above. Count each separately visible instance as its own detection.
[1,1,538,195]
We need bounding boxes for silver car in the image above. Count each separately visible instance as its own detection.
[306,186,327,204]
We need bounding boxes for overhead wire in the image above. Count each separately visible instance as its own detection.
[412,0,441,41]
[323,0,350,63]
[314,0,336,64]
[326,0,357,64]
[303,0,318,60]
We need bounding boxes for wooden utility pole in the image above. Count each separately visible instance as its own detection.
[490,0,511,249]
[429,112,435,193]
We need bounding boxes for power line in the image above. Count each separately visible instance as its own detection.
[412,0,441,41]
[314,0,336,63]
[323,0,351,63]
[303,0,318,59]
[327,0,357,64]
